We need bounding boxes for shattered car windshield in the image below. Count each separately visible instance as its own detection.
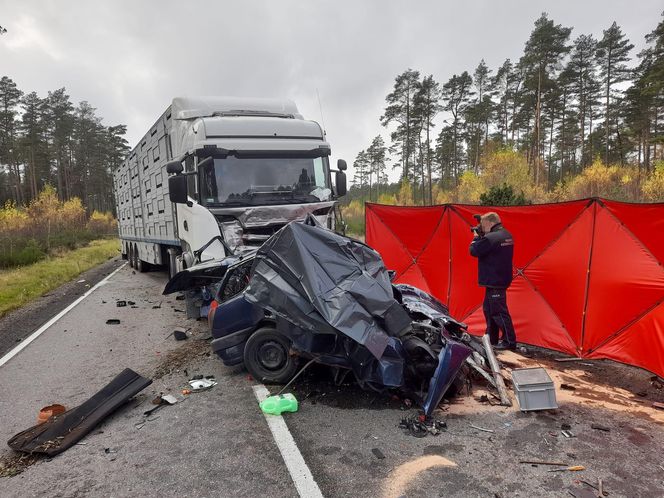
[200,156,332,206]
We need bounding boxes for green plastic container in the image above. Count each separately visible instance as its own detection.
[260,393,298,415]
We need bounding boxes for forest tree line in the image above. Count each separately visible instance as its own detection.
[0,77,129,211]
[351,12,664,206]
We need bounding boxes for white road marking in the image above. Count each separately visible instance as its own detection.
[252,384,324,498]
[0,262,127,368]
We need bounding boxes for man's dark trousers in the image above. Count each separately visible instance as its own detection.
[482,287,516,346]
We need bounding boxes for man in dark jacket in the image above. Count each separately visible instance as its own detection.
[469,212,516,350]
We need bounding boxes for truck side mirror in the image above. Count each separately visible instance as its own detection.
[337,159,347,171]
[169,175,188,204]
[335,170,347,197]
[166,160,184,175]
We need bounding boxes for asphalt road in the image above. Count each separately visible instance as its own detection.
[0,263,663,497]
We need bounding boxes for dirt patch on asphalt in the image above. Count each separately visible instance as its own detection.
[152,337,211,379]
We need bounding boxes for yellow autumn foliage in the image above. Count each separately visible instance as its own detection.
[642,161,664,201]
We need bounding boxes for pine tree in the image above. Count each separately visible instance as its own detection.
[468,60,492,172]
[492,59,514,144]
[520,13,572,182]
[567,35,600,169]
[20,91,49,201]
[366,136,388,202]
[381,69,421,185]
[413,75,442,204]
[0,76,23,203]
[596,22,634,165]
[351,150,369,201]
[45,88,75,199]
[441,72,473,184]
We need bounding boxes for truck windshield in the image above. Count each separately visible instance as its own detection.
[200,156,332,206]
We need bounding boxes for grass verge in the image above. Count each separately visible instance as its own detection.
[0,239,120,318]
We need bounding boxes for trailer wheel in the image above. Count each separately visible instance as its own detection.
[132,244,138,269]
[128,245,135,268]
[243,327,298,384]
[136,258,148,273]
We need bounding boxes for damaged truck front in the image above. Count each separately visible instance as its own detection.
[114,97,347,317]
[165,219,480,415]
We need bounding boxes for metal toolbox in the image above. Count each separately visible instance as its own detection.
[511,367,558,411]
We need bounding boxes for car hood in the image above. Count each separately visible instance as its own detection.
[162,252,256,294]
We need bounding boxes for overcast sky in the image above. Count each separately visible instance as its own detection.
[1,1,661,181]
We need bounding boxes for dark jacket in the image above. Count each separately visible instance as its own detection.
[469,223,514,288]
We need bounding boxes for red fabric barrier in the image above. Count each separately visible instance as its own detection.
[365,199,664,376]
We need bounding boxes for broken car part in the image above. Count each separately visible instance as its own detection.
[188,378,217,391]
[8,369,152,456]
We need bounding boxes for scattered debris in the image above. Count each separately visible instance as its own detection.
[561,430,575,438]
[0,453,40,478]
[143,394,178,416]
[547,465,585,472]
[466,356,497,388]
[77,279,86,283]
[469,423,494,433]
[173,329,188,341]
[152,301,162,309]
[106,319,121,325]
[371,448,386,460]
[519,460,569,466]
[561,423,572,430]
[188,378,217,392]
[399,414,447,438]
[578,480,608,496]
[8,369,151,456]
[175,294,186,301]
[260,393,298,415]
[127,301,136,306]
[116,301,127,307]
[561,383,576,391]
[591,424,610,432]
[652,401,664,410]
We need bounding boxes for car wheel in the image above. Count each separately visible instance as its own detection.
[243,327,298,384]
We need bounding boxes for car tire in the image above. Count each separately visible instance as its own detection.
[243,327,298,384]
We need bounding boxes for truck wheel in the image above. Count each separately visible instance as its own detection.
[128,246,135,268]
[243,328,298,384]
[136,258,148,273]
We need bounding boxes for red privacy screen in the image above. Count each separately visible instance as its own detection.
[365,199,664,377]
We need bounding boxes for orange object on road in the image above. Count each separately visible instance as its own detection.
[37,404,66,424]
[547,465,585,473]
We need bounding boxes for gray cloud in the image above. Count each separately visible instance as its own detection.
[1,0,661,180]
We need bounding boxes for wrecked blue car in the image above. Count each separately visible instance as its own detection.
[164,218,478,415]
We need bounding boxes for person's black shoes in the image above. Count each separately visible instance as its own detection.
[494,341,517,351]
